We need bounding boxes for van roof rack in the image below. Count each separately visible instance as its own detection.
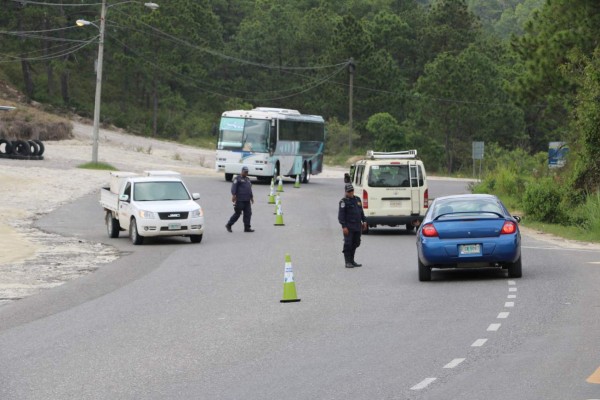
[366,150,418,160]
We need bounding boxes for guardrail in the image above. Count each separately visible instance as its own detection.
[0,138,45,160]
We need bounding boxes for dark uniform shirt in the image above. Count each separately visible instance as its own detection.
[231,175,253,201]
[338,195,366,231]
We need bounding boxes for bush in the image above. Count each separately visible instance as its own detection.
[522,177,565,223]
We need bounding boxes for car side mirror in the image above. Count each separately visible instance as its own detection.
[513,215,521,223]
[119,194,129,202]
[192,193,200,200]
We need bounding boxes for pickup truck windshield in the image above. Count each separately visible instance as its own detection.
[134,181,190,201]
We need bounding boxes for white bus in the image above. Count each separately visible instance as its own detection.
[215,107,325,183]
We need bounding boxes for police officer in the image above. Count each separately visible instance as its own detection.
[338,184,367,268]
[226,166,254,232]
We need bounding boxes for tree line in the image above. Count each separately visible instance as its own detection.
[1,0,598,193]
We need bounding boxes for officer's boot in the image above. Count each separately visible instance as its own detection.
[344,252,354,268]
[351,249,362,267]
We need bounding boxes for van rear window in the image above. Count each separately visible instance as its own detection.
[367,165,424,187]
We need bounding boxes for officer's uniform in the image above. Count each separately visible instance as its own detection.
[226,167,254,232]
[338,184,366,268]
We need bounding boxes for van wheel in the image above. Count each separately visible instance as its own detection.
[130,218,144,245]
[190,234,203,243]
[225,173,233,182]
[405,223,415,232]
[106,211,120,238]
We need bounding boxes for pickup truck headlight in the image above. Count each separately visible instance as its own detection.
[138,210,157,219]
[190,208,203,218]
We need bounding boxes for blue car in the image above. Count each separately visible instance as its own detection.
[416,194,521,281]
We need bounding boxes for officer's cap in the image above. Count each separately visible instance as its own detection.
[241,166,249,172]
[345,184,354,192]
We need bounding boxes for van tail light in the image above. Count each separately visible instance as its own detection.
[362,190,368,209]
[501,221,517,234]
[424,189,429,208]
[421,223,438,237]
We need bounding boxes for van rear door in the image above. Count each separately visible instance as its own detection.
[409,162,422,214]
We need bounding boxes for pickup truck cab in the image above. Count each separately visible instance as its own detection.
[100,171,204,244]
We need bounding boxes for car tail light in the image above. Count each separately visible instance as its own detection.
[362,190,368,209]
[424,189,429,208]
[501,221,517,234]
[422,223,438,237]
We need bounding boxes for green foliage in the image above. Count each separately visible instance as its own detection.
[522,177,565,223]
[78,162,117,171]
[365,112,404,151]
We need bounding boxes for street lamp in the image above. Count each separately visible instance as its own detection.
[78,1,159,164]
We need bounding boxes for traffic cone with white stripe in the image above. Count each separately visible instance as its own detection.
[294,174,301,188]
[280,253,300,303]
[274,198,285,226]
[276,175,284,192]
[268,179,276,204]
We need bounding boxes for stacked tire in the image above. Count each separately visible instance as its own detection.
[0,139,44,160]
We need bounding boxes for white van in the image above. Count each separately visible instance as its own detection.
[349,150,429,233]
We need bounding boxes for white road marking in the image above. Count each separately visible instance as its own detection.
[410,377,437,390]
[487,323,501,331]
[444,358,466,369]
[472,339,488,347]
[507,294,517,299]
[505,302,515,307]
[497,312,510,318]
[508,280,516,285]
[523,246,600,253]
[509,287,517,292]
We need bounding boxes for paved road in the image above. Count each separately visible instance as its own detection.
[1,176,599,399]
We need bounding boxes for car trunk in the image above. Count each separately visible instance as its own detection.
[434,219,506,239]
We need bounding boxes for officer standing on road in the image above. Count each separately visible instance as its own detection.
[226,166,254,233]
[338,184,367,268]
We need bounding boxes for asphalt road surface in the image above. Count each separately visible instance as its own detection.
[1,175,599,400]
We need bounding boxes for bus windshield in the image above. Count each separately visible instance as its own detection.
[218,117,270,152]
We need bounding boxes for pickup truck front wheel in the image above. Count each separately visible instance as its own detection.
[106,211,120,238]
[129,218,144,245]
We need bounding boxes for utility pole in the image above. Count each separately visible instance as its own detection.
[348,58,355,151]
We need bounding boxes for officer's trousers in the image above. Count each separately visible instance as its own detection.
[342,230,362,255]
[228,200,252,229]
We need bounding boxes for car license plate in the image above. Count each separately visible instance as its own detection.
[459,244,481,255]
[389,201,402,208]
[168,223,181,230]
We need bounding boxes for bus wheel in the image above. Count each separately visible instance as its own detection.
[301,163,310,184]
[225,173,233,182]
[273,162,280,180]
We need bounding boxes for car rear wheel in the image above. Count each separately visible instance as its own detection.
[507,256,522,278]
[418,258,431,281]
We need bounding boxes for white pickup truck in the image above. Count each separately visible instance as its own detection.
[100,171,204,245]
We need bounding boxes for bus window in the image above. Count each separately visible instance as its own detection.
[242,119,269,152]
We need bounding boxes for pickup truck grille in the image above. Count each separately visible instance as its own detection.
[158,212,189,220]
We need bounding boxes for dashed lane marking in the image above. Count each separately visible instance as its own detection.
[410,378,437,390]
[509,287,517,292]
[443,358,466,369]
[472,339,488,347]
[508,294,517,299]
[487,323,501,332]
[508,280,516,285]
[505,302,515,307]
[497,312,510,319]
